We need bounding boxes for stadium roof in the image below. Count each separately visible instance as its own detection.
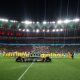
[0,18,80,31]
[0,18,80,24]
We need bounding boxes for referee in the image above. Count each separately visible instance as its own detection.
[71,52,74,59]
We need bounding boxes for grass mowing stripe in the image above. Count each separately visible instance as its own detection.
[17,62,34,80]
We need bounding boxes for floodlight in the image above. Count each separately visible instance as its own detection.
[19,29,21,31]
[43,21,47,25]
[26,29,30,32]
[47,29,50,32]
[52,21,55,24]
[42,29,45,32]
[10,20,18,23]
[22,20,32,25]
[64,19,71,24]
[36,22,39,24]
[60,29,63,32]
[0,18,8,22]
[22,29,25,32]
[36,29,40,33]
[52,29,55,32]
[56,29,59,32]
[57,20,63,24]
[73,18,80,22]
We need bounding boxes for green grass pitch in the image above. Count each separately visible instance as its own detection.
[0,55,80,80]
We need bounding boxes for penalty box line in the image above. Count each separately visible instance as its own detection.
[17,62,34,80]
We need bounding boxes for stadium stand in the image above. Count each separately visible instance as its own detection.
[0,18,80,59]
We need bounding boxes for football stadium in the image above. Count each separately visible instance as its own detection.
[0,0,80,80]
[0,17,80,80]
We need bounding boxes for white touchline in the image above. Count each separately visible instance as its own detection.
[17,62,34,80]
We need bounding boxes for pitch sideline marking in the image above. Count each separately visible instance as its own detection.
[17,62,34,80]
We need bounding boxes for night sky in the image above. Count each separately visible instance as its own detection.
[0,0,80,21]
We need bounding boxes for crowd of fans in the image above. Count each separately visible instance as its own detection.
[50,45,80,53]
[0,45,80,54]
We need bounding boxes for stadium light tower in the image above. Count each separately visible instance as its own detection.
[43,21,47,25]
